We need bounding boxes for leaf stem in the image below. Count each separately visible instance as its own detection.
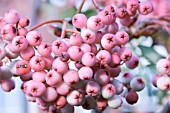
[77,0,86,14]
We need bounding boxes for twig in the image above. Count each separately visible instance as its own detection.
[65,29,80,34]
[28,19,64,31]
[91,0,101,11]
[77,0,86,13]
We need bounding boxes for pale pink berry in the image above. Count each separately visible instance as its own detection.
[105,22,119,34]
[20,46,35,61]
[156,59,170,74]
[22,80,34,94]
[59,52,69,62]
[52,58,69,74]
[87,16,103,31]
[18,27,28,37]
[63,69,79,86]
[20,72,32,81]
[42,87,58,102]
[1,24,17,41]
[26,31,42,46]
[44,55,54,70]
[109,66,121,78]
[109,53,120,67]
[78,66,93,80]
[12,36,28,51]
[86,81,100,96]
[126,8,137,16]
[111,79,124,95]
[70,33,83,46]
[75,60,84,69]
[98,10,113,25]
[66,90,83,106]
[108,95,122,109]
[61,38,71,47]
[5,9,20,24]
[29,81,46,97]
[32,70,46,82]
[0,17,7,30]
[7,42,19,53]
[72,13,87,28]
[120,15,132,26]
[96,50,111,65]
[38,43,52,57]
[125,90,138,104]
[1,79,15,92]
[67,46,84,61]
[101,83,115,99]
[90,44,98,55]
[116,8,127,19]
[80,43,91,53]
[94,69,110,85]
[101,33,116,50]
[81,29,96,44]
[19,18,30,27]
[120,72,133,84]
[54,96,67,109]
[56,81,71,96]
[52,40,68,56]
[138,2,153,15]
[104,5,115,13]
[152,74,163,87]
[127,0,139,12]
[119,47,132,61]
[125,56,139,69]
[0,47,6,60]
[116,31,129,45]
[93,31,104,44]
[156,76,170,92]
[130,77,145,91]
[5,45,19,59]
[81,52,96,67]
[45,70,62,86]
[29,55,45,71]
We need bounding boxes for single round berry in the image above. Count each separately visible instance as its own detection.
[78,66,93,80]
[52,40,68,56]
[70,33,83,46]
[138,2,153,15]
[72,14,87,28]
[26,31,42,46]
[81,52,96,67]
[156,76,170,92]
[108,95,123,109]
[125,90,139,104]
[42,87,58,102]
[67,46,84,61]
[5,9,20,24]
[101,33,116,50]
[111,79,124,95]
[38,43,52,57]
[87,16,103,31]
[156,59,170,74]
[12,36,28,51]
[130,77,145,91]
[29,55,45,71]
[101,83,115,99]
[86,81,100,96]
[19,18,30,27]
[81,29,96,44]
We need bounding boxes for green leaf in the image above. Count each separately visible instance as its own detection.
[138,45,162,64]
[83,9,97,18]
[60,8,77,18]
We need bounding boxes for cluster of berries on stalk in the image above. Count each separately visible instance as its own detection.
[0,0,154,112]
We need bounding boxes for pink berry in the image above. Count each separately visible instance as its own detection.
[96,50,111,65]
[108,95,123,109]
[20,72,32,81]
[29,55,45,71]
[54,96,67,109]
[45,70,62,86]
[109,66,121,78]
[0,65,13,80]
[32,70,46,82]
[86,81,100,96]
[93,31,104,44]
[15,60,31,75]
[96,96,108,111]
[6,42,19,53]
[98,10,113,25]
[120,72,133,84]
[101,33,116,50]
[38,42,52,57]
[66,90,83,106]
[52,58,69,74]
[18,27,28,37]
[101,83,115,99]
[19,18,30,27]
[63,69,79,86]
[81,52,96,67]
[20,46,35,61]
[42,87,58,102]
[152,74,163,87]
[119,47,132,61]
[94,69,110,85]
[104,5,115,13]
[138,2,153,15]
[111,79,124,95]
[81,29,96,44]
[52,40,68,56]
[56,81,71,96]
[125,90,138,104]
[116,31,129,45]
[156,59,170,74]
[78,66,93,80]
[44,55,54,70]
[109,53,120,67]
[125,56,139,69]
[75,60,84,69]
[5,45,19,59]
[4,9,20,24]
[80,43,91,53]
[1,24,17,41]
[26,31,42,46]
[1,79,15,92]
[87,16,103,31]
[67,46,84,61]
[70,33,83,46]
[116,8,127,19]
[105,22,119,34]
[0,17,7,30]
[72,13,87,28]
[156,76,170,92]
[59,52,69,62]
[127,0,139,12]
[12,36,28,51]
[0,47,6,60]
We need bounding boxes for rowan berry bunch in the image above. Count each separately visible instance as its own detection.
[0,0,166,113]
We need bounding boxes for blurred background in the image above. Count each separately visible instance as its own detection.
[0,0,170,113]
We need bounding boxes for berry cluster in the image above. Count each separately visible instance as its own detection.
[0,0,154,112]
[152,58,170,92]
